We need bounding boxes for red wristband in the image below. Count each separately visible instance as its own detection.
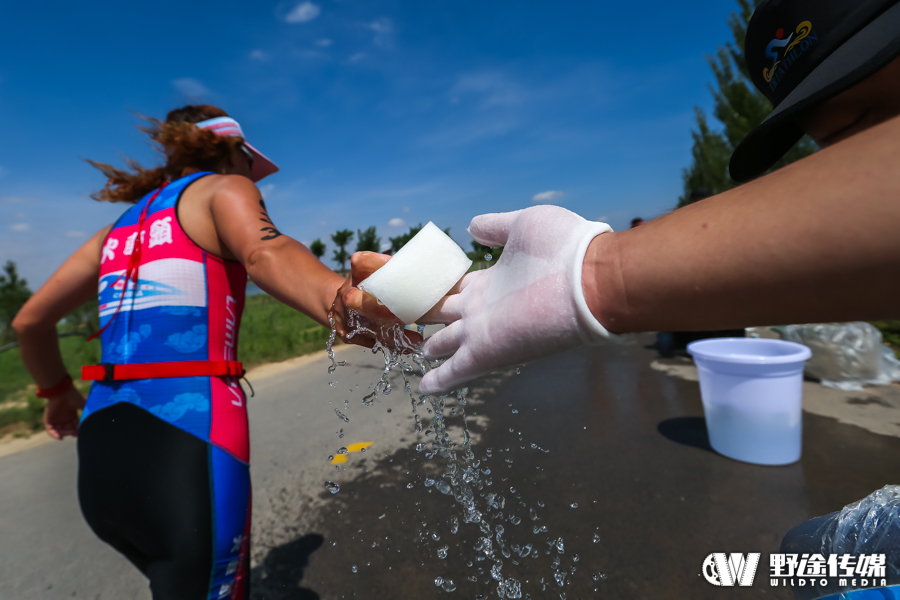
[36,374,73,399]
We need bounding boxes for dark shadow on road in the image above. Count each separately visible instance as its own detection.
[251,533,324,600]
[657,416,713,452]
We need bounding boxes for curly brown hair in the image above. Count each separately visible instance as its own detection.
[87,105,245,203]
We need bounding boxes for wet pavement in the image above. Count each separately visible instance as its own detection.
[249,334,900,600]
[2,334,897,599]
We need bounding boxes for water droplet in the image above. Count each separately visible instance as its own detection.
[484,253,492,261]
[570,502,578,509]
[424,478,435,487]
[325,481,340,494]
[337,447,348,454]
[509,428,514,433]
[573,554,579,562]
[379,513,386,519]
[351,565,357,573]
[437,544,449,559]
[328,455,334,461]
[442,579,456,592]
[592,533,600,543]
[432,532,441,541]
[334,408,349,422]
[387,408,392,413]
[329,381,336,387]
[406,483,414,489]
[434,577,443,587]
[592,572,607,581]
[537,500,545,508]
[435,481,452,495]
[511,409,519,414]
[360,447,366,453]
[515,367,520,375]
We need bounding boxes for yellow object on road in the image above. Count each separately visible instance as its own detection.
[330,441,373,464]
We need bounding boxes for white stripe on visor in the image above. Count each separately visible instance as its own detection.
[195,116,244,137]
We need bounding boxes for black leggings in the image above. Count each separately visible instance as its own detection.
[78,403,251,600]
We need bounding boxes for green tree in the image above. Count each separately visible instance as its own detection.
[0,261,32,344]
[678,0,817,207]
[309,238,326,260]
[330,229,354,272]
[355,226,381,253]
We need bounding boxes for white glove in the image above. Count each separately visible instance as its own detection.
[419,205,612,395]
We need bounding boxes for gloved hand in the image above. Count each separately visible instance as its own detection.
[418,205,612,395]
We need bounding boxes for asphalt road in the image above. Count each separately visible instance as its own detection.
[1,334,898,599]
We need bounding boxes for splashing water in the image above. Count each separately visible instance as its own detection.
[328,311,602,597]
[325,481,340,494]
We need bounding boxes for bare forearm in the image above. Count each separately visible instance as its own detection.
[14,325,69,388]
[585,114,900,333]
[246,238,344,327]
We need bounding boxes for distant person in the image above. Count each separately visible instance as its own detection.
[12,105,408,599]
[630,217,644,228]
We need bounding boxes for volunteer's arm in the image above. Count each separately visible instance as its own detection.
[12,226,110,439]
[586,113,900,334]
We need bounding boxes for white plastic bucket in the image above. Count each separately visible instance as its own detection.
[687,338,812,466]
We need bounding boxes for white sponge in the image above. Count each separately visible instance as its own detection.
[359,222,472,324]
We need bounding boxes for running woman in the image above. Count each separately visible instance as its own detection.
[12,104,408,599]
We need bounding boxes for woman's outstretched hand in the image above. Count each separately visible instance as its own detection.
[330,252,423,349]
[417,205,612,395]
[44,386,86,440]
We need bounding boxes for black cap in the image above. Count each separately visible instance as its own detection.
[729,0,900,183]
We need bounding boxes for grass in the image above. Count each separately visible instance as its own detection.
[871,320,900,358]
[0,294,331,435]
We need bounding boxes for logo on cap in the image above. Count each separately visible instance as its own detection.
[763,21,817,86]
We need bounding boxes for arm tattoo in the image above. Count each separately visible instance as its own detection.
[258,199,283,241]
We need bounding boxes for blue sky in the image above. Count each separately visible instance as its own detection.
[1,0,739,286]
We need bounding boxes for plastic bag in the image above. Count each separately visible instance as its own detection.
[779,323,900,391]
[781,485,900,599]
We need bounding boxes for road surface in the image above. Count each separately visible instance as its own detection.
[1,335,898,599]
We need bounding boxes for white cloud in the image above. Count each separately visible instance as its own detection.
[65,231,86,237]
[285,1,320,23]
[249,49,268,61]
[388,218,406,227]
[369,17,393,46]
[452,73,524,109]
[402,206,410,213]
[316,38,333,47]
[259,183,275,198]
[171,78,212,101]
[532,190,564,203]
[11,223,30,232]
[319,220,327,226]
[347,52,366,63]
